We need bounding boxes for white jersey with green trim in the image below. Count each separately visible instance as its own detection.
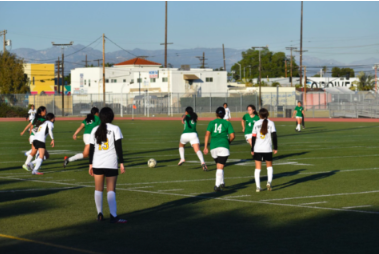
[33,121,54,143]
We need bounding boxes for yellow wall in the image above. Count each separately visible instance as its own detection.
[24,64,55,95]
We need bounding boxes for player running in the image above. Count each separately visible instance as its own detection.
[241,104,260,147]
[27,105,36,123]
[223,103,231,121]
[89,107,126,223]
[204,107,235,192]
[178,107,207,171]
[251,108,278,192]
[293,101,305,132]
[63,107,100,168]
[26,113,55,175]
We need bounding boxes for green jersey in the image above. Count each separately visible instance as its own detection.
[295,106,304,117]
[242,114,260,135]
[206,118,235,150]
[82,115,101,134]
[182,115,197,134]
[31,117,45,136]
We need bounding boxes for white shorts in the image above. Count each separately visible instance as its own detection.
[296,116,302,119]
[244,134,252,143]
[180,133,200,145]
[210,148,230,159]
[29,135,35,145]
[83,134,91,145]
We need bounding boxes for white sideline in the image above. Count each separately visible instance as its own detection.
[343,205,372,209]
[299,201,327,205]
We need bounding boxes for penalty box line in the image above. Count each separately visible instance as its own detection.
[1,176,379,216]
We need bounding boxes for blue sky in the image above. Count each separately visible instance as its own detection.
[1,1,379,63]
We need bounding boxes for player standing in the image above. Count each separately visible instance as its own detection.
[89,107,126,223]
[27,105,36,123]
[241,104,260,147]
[204,107,235,192]
[178,106,207,171]
[63,107,100,167]
[293,101,305,132]
[251,108,278,192]
[223,103,231,121]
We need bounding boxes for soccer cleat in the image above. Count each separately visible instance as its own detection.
[63,156,69,168]
[178,160,185,166]
[214,186,222,192]
[266,183,272,191]
[32,171,43,175]
[256,188,262,193]
[110,215,127,224]
[202,163,208,171]
[22,164,31,171]
[29,163,35,171]
[220,183,227,190]
[97,212,105,222]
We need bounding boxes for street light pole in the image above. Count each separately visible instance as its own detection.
[252,46,268,108]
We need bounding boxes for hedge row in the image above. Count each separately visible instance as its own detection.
[0,103,29,118]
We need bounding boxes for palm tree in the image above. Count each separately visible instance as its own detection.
[322,66,327,77]
[352,71,375,91]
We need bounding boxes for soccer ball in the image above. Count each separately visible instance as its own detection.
[147,158,157,168]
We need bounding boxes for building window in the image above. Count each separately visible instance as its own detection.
[105,79,109,83]
[88,80,91,87]
[123,79,126,83]
[206,77,213,82]
[162,77,168,82]
[84,80,86,85]
[137,78,142,83]
[150,78,156,83]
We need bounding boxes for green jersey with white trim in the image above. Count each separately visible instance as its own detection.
[242,113,260,135]
[206,118,235,150]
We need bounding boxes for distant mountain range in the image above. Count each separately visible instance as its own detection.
[10,45,379,77]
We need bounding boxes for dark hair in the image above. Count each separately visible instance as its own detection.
[95,107,114,145]
[185,106,198,122]
[85,107,99,123]
[223,103,228,107]
[298,101,302,105]
[216,107,226,119]
[259,108,269,135]
[91,107,99,115]
[45,113,55,121]
[247,104,258,115]
[34,106,46,127]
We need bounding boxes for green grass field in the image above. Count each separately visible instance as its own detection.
[1,119,379,254]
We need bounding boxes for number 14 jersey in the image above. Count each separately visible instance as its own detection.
[206,118,235,150]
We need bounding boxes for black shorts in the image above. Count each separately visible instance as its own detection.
[93,168,118,177]
[253,152,273,162]
[33,140,46,149]
[214,156,229,165]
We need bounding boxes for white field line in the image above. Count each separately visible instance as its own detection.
[226,195,251,198]
[2,176,379,215]
[343,205,372,209]
[0,187,79,193]
[299,201,327,205]
[157,189,184,192]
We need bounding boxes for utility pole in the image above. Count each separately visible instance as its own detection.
[82,55,88,67]
[56,57,60,94]
[299,1,304,87]
[196,53,207,68]
[222,44,226,71]
[94,59,102,67]
[160,1,173,68]
[285,59,287,78]
[303,66,307,110]
[286,47,297,87]
[103,33,106,106]
[0,30,7,52]
[252,46,268,108]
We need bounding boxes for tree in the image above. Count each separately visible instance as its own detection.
[353,71,375,91]
[0,52,29,94]
[322,66,327,77]
[332,67,355,78]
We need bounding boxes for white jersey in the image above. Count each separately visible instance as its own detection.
[252,119,276,153]
[223,107,231,120]
[90,123,123,169]
[34,121,54,143]
[28,109,36,121]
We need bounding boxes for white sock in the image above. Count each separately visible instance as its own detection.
[196,151,205,164]
[215,169,223,187]
[255,169,261,189]
[69,153,84,162]
[107,191,117,217]
[267,167,273,184]
[297,124,300,130]
[94,190,103,214]
[25,155,33,165]
[33,158,43,171]
[25,149,32,156]
[220,170,224,184]
[35,150,39,160]
[179,147,185,161]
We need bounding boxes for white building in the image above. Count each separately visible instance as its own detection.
[70,58,227,96]
[248,77,359,88]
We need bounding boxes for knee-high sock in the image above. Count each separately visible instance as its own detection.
[196,151,205,164]
[107,191,117,217]
[215,169,223,187]
[33,158,43,171]
[25,155,33,165]
[25,149,32,156]
[255,169,261,189]
[94,190,103,214]
[179,147,185,160]
[220,169,224,184]
[267,167,273,184]
[69,153,84,162]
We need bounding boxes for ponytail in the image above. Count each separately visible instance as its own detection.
[34,106,46,127]
[247,104,258,116]
[95,107,114,145]
[259,108,269,135]
[185,106,198,122]
[85,114,95,123]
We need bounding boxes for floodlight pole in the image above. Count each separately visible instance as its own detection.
[252,46,268,108]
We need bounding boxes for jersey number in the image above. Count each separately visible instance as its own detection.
[248,123,251,127]
[38,126,42,132]
[98,139,109,150]
[214,124,222,133]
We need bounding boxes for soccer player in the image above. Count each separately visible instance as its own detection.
[27,105,36,123]
[223,103,231,121]
[178,106,207,171]
[27,113,55,175]
[241,104,260,147]
[293,101,305,132]
[251,108,278,192]
[63,107,100,168]
[89,107,126,223]
[204,107,235,192]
